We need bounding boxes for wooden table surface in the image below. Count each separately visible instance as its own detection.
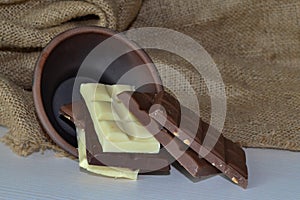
[0,126,299,200]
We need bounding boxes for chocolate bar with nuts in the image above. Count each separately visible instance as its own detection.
[150,91,248,188]
[117,92,220,178]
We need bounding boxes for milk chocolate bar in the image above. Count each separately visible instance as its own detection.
[150,91,248,188]
[117,92,220,178]
[60,102,170,175]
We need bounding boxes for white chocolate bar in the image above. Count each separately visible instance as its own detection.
[80,83,160,153]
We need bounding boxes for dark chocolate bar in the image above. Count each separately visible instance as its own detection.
[150,91,248,188]
[60,102,170,175]
[118,92,220,178]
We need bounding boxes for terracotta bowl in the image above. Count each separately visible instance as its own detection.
[33,26,162,157]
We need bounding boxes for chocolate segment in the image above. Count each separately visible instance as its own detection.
[150,91,248,188]
[118,92,220,178]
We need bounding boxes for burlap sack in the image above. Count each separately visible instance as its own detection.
[0,0,299,156]
[132,0,300,150]
[0,0,142,156]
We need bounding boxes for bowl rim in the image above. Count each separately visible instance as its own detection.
[33,26,162,157]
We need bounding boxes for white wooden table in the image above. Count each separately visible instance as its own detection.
[0,126,299,200]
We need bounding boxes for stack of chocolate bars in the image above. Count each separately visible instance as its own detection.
[60,83,248,189]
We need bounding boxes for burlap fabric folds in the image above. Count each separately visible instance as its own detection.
[0,0,299,156]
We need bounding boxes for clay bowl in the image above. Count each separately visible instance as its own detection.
[33,26,162,157]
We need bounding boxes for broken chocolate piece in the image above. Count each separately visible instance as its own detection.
[150,91,248,188]
[118,92,220,178]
